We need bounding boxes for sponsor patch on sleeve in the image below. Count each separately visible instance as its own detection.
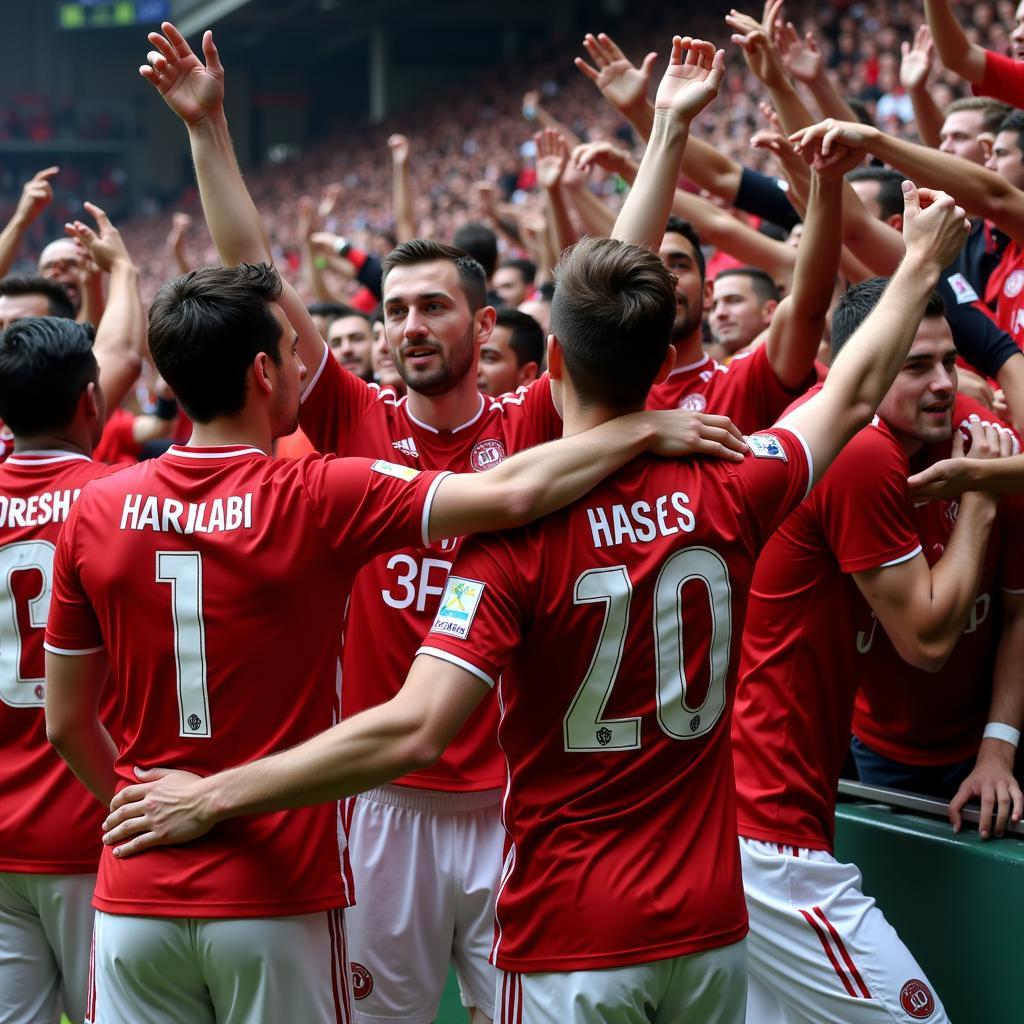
[744,433,788,461]
[370,459,421,481]
[430,576,485,640]
[946,272,980,304]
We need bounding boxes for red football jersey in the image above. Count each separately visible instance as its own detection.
[0,451,117,873]
[986,240,1024,346]
[92,408,140,466]
[645,344,811,433]
[851,398,1024,766]
[45,444,445,917]
[733,410,921,852]
[300,346,561,791]
[420,430,812,972]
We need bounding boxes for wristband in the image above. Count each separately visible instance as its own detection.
[334,237,352,260]
[983,722,1021,747]
[154,396,179,421]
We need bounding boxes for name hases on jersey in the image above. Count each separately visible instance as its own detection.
[0,452,118,873]
[420,435,810,972]
[645,344,813,434]
[301,346,563,791]
[851,395,1024,766]
[44,446,444,917]
[732,413,924,852]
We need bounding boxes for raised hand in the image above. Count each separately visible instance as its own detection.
[14,167,58,226]
[573,140,631,176]
[170,211,191,235]
[654,37,726,124]
[726,10,786,87]
[387,134,410,165]
[775,19,823,83]
[901,181,970,270]
[575,32,658,113]
[63,202,132,273]
[318,182,343,220]
[139,22,224,127]
[534,128,569,190]
[789,118,872,167]
[297,195,316,240]
[900,24,934,91]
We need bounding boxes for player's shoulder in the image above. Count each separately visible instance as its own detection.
[483,373,554,417]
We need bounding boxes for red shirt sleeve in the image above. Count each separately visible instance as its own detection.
[710,345,816,435]
[43,501,104,655]
[732,426,813,544]
[418,532,527,687]
[813,425,921,573]
[301,455,449,556]
[93,408,139,466]
[298,344,381,455]
[974,49,1024,106]
[488,372,562,450]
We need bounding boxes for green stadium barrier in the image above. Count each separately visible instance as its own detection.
[834,799,1024,1022]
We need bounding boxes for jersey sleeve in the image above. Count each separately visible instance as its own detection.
[43,500,104,655]
[814,427,921,573]
[488,372,562,450]
[733,426,812,544]
[715,344,815,434]
[298,344,380,454]
[417,533,526,688]
[974,49,1024,107]
[734,167,801,232]
[302,455,449,558]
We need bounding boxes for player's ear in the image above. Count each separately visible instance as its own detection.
[252,351,274,397]
[653,344,676,386]
[546,335,562,380]
[475,304,497,345]
[518,361,540,387]
[703,278,713,309]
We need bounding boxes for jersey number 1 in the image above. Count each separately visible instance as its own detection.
[156,551,212,739]
[564,547,731,752]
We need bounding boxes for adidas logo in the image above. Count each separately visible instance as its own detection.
[391,436,419,458]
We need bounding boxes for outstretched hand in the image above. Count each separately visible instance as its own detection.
[15,167,59,226]
[654,37,726,124]
[140,22,224,127]
[103,766,214,857]
[534,128,569,190]
[64,202,132,273]
[573,140,632,177]
[575,32,658,112]
[900,24,934,91]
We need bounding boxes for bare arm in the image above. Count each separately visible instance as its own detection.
[388,134,417,243]
[909,453,1024,498]
[996,354,1024,432]
[426,409,747,542]
[923,0,987,84]
[534,129,578,254]
[65,203,144,412]
[0,167,58,278]
[166,211,193,276]
[561,179,616,239]
[781,181,971,482]
[949,591,1024,837]
[45,651,118,806]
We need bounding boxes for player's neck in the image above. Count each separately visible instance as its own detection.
[881,417,926,460]
[187,413,273,454]
[13,432,90,457]
[562,399,640,438]
[673,328,707,368]
[405,375,483,433]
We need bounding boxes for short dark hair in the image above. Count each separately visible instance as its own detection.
[382,239,487,313]
[831,277,945,358]
[495,309,545,368]
[714,267,781,305]
[0,276,76,320]
[664,216,707,282]
[306,301,350,322]
[549,237,675,409]
[846,167,906,221]
[327,304,372,327]
[0,316,97,435]
[148,263,284,424]
[452,222,498,277]
[946,96,1013,135]
[845,96,876,128]
[499,258,536,286]
[997,109,1024,154]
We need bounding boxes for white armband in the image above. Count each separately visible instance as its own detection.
[983,722,1021,748]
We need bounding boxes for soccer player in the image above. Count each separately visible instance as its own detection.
[43,259,742,1024]
[730,275,1019,1021]
[100,44,972,1024]
[0,315,118,1024]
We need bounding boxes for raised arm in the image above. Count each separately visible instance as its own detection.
[388,134,417,244]
[166,211,194,276]
[791,118,1024,245]
[0,167,58,278]
[922,0,986,84]
[900,25,945,149]
[534,128,578,254]
[141,22,326,375]
[64,203,143,412]
[612,36,724,250]
[781,181,970,479]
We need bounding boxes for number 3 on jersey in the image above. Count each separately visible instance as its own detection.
[156,551,212,739]
[564,547,731,752]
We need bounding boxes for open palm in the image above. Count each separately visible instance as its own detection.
[141,22,224,126]
[575,33,658,111]
[655,37,725,122]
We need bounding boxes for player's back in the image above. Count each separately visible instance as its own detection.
[45,443,441,918]
[0,451,115,873]
[422,431,810,972]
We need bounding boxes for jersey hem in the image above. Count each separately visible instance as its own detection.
[0,860,100,874]
[737,825,832,854]
[92,891,351,917]
[838,542,922,574]
[493,921,748,973]
[850,730,980,768]
[43,641,104,656]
